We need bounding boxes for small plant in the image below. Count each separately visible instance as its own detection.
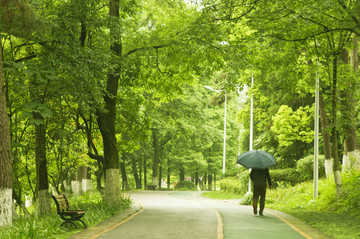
[239,192,253,205]
[0,191,132,239]
[174,181,196,191]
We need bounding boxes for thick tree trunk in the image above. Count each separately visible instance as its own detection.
[152,131,160,186]
[331,56,343,197]
[120,159,129,190]
[131,156,141,189]
[208,174,213,191]
[180,168,185,181]
[342,40,360,171]
[96,0,122,206]
[34,119,51,217]
[0,40,13,227]
[319,91,333,178]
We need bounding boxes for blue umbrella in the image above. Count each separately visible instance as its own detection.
[237,150,276,169]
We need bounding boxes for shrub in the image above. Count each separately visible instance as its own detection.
[239,192,253,205]
[0,191,132,239]
[296,155,325,181]
[270,168,302,187]
[332,171,360,216]
[219,173,249,195]
[174,181,196,191]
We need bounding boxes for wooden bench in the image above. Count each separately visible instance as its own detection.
[52,194,87,229]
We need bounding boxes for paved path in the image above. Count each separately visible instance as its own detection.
[69,191,332,239]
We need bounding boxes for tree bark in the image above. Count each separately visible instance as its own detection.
[167,160,171,190]
[0,39,13,227]
[319,91,333,178]
[180,168,185,181]
[152,130,160,186]
[331,56,342,197]
[208,174,213,191]
[34,116,51,217]
[120,158,129,190]
[341,40,360,171]
[131,156,141,189]
[96,0,122,206]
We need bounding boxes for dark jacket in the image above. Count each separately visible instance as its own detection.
[250,168,272,187]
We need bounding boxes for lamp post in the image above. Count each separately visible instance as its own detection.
[204,86,227,175]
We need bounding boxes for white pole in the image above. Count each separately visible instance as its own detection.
[248,74,254,193]
[250,74,254,151]
[314,66,319,199]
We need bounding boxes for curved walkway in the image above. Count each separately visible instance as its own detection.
[69,191,332,239]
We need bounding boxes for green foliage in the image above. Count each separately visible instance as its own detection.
[239,192,253,205]
[219,174,249,195]
[270,168,303,187]
[267,171,360,239]
[296,155,326,181]
[201,190,241,200]
[0,192,132,239]
[174,181,196,191]
[271,105,314,147]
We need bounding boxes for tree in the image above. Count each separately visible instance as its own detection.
[0,38,13,227]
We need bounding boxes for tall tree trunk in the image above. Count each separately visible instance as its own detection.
[144,158,147,188]
[332,56,343,197]
[342,39,360,171]
[180,168,185,181]
[158,165,162,189]
[208,174,213,191]
[0,39,13,227]
[131,156,141,189]
[319,91,333,178]
[152,130,160,186]
[34,116,51,217]
[96,0,122,206]
[167,159,171,190]
[120,157,129,190]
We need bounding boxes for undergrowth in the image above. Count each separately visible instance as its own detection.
[0,191,132,239]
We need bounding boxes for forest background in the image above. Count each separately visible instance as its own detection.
[1,0,360,237]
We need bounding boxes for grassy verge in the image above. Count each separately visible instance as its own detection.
[0,191,132,239]
[202,171,360,239]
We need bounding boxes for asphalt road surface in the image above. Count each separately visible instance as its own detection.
[88,191,324,239]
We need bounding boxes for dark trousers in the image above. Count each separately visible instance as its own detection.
[253,183,266,213]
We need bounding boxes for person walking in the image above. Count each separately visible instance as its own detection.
[250,168,272,216]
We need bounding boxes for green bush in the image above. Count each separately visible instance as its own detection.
[219,172,249,195]
[175,181,196,191]
[0,191,132,239]
[296,155,326,181]
[331,171,360,216]
[270,168,302,187]
[239,192,253,205]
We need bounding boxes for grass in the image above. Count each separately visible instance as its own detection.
[202,190,242,200]
[202,171,360,239]
[0,191,132,239]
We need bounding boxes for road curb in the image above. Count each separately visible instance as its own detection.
[68,201,143,239]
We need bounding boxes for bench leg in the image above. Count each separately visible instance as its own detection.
[77,219,87,229]
[60,221,78,229]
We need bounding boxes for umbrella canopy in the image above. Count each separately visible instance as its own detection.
[237,150,276,169]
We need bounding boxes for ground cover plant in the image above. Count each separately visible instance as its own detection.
[0,191,132,239]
